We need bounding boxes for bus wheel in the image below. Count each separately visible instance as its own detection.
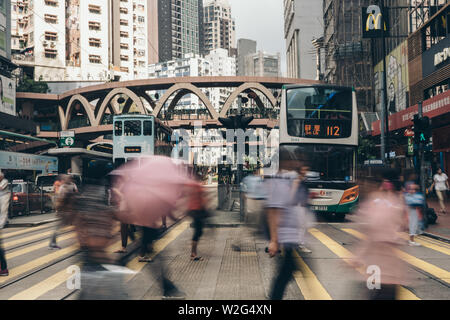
[335,213,346,222]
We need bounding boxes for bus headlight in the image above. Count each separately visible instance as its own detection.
[339,186,359,204]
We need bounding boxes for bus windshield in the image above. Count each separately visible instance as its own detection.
[36,175,57,187]
[280,144,355,182]
[286,87,352,138]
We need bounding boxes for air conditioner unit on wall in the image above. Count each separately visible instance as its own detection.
[43,40,48,46]
[50,41,56,48]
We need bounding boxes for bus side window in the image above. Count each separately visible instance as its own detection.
[143,121,152,136]
[114,121,122,136]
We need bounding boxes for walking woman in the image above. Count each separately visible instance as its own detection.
[430,168,449,214]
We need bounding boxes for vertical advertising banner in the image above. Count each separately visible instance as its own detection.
[0,74,16,115]
[374,41,409,114]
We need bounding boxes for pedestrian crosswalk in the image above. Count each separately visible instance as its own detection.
[1,221,449,300]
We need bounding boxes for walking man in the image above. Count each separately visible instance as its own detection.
[0,172,10,276]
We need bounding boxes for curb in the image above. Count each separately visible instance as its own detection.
[5,218,59,228]
[422,232,450,244]
[202,222,245,228]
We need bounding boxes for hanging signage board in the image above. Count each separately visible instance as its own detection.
[362,5,389,38]
[407,137,414,156]
[0,151,58,173]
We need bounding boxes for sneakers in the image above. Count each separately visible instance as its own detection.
[298,245,312,253]
[48,245,62,250]
[408,241,421,246]
[0,269,9,277]
[138,256,153,263]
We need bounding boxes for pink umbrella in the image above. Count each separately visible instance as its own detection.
[112,156,195,228]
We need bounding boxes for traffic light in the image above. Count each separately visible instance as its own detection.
[413,115,431,145]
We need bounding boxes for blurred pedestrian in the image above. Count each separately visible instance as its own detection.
[49,174,78,249]
[188,173,209,261]
[430,168,449,214]
[242,168,266,227]
[353,170,408,300]
[0,172,10,276]
[404,183,425,244]
[72,181,125,300]
[265,147,312,300]
[109,173,135,254]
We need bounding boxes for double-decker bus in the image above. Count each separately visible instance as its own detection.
[278,84,359,220]
[113,114,174,168]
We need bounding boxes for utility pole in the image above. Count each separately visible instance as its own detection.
[380,0,390,165]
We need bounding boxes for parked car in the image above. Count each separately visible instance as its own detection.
[36,173,82,193]
[10,180,52,217]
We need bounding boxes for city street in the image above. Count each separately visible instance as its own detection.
[1,188,449,300]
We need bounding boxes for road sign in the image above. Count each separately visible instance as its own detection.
[60,130,75,137]
[60,137,75,147]
[407,137,414,156]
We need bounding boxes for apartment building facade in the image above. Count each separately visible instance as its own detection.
[244,51,281,77]
[203,0,236,56]
[11,0,149,83]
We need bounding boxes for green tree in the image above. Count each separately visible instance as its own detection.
[358,135,377,164]
[16,74,50,93]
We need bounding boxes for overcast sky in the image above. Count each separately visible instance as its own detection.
[226,0,287,75]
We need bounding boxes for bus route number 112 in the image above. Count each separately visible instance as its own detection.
[326,125,340,137]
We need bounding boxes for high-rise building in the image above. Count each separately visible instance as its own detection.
[1,0,16,117]
[203,0,236,56]
[237,38,256,76]
[283,0,323,79]
[244,51,281,77]
[322,0,374,112]
[10,0,149,83]
[150,0,204,63]
[205,48,236,110]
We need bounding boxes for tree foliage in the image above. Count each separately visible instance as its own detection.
[16,75,50,93]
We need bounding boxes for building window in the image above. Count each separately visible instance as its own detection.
[44,31,58,41]
[44,0,58,7]
[44,14,58,24]
[120,55,129,61]
[120,19,128,26]
[88,4,101,14]
[89,21,101,30]
[44,48,57,58]
[120,31,129,38]
[89,55,102,64]
[89,38,101,47]
[120,67,129,72]
[120,43,129,50]
[120,7,128,14]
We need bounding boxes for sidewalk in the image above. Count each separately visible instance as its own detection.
[5,212,58,228]
[425,198,450,242]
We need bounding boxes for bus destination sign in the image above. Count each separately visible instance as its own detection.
[124,146,142,153]
[302,121,350,138]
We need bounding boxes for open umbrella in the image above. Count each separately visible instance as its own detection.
[112,156,195,228]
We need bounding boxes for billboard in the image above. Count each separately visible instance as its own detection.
[374,41,409,114]
[0,74,15,115]
[0,151,59,173]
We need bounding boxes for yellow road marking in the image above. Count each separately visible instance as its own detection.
[417,235,450,249]
[0,244,79,285]
[8,239,124,301]
[395,233,450,256]
[308,228,420,300]
[2,224,56,240]
[8,222,187,300]
[6,233,76,260]
[126,221,190,279]
[4,226,73,250]
[342,228,450,285]
[293,251,332,300]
